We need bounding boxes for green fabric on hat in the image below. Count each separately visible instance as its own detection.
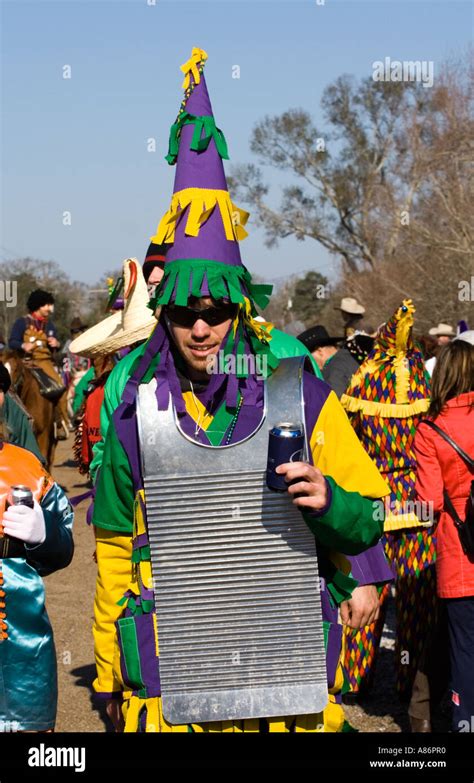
[190,267,206,298]
[165,112,229,165]
[174,265,192,306]
[151,259,258,309]
[155,266,179,306]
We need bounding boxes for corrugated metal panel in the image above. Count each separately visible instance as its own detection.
[146,469,328,724]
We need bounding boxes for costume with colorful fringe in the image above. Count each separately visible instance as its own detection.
[91,47,392,732]
[341,300,435,697]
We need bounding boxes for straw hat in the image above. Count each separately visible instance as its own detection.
[336,297,365,315]
[428,322,454,337]
[70,258,157,358]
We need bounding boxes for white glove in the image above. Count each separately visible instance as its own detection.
[2,500,46,547]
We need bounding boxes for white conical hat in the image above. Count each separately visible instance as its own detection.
[70,258,157,358]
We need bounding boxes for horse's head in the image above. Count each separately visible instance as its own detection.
[2,350,23,387]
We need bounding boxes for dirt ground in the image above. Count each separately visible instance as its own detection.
[45,439,450,733]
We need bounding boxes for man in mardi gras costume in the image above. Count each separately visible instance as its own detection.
[341,301,436,727]
[91,48,392,733]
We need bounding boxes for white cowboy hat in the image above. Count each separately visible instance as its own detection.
[428,323,455,337]
[70,258,157,358]
[454,330,474,346]
[336,297,365,315]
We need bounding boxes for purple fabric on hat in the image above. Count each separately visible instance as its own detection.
[173,122,227,192]
[166,68,241,268]
[347,543,394,585]
[186,70,213,116]
[167,206,243,267]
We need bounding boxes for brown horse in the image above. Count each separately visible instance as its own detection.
[3,351,58,470]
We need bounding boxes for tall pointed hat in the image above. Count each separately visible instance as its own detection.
[150,48,272,312]
[341,299,430,415]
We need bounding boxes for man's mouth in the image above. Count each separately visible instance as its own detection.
[188,345,216,358]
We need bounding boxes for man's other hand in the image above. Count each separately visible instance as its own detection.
[105,698,124,732]
[340,585,380,629]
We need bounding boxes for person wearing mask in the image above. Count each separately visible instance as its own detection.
[414,340,474,732]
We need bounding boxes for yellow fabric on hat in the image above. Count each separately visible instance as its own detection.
[152,188,249,245]
[180,47,208,90]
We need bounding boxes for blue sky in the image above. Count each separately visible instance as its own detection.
[1,0,471,285]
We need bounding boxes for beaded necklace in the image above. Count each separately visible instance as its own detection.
[223,394,243,446]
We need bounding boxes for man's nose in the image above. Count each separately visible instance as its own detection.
[191,318,211,339]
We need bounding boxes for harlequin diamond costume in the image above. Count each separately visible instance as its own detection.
[341,300,434,698]
[91,48,391,732]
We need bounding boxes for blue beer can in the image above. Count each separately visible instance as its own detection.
[266,422,305,492]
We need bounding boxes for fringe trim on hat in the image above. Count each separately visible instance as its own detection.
[166,113,229,165]
[151,187,249,244]
[150,259,273,310]
[340,394,430,418]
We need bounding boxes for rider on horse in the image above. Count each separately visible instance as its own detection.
[8,289,70,438]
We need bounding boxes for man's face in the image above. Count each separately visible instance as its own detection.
[437,335,451,346]
[0,391,4,409]
[311,345,337,370]
[36,303,54,318]
[147,266,165,299]
[164,297,237,380]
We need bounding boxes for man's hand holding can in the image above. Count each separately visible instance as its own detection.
[275,462,329,511]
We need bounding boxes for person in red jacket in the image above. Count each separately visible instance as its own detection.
[414,340,474,732]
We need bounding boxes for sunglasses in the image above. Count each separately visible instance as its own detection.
[165,303,238,328]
